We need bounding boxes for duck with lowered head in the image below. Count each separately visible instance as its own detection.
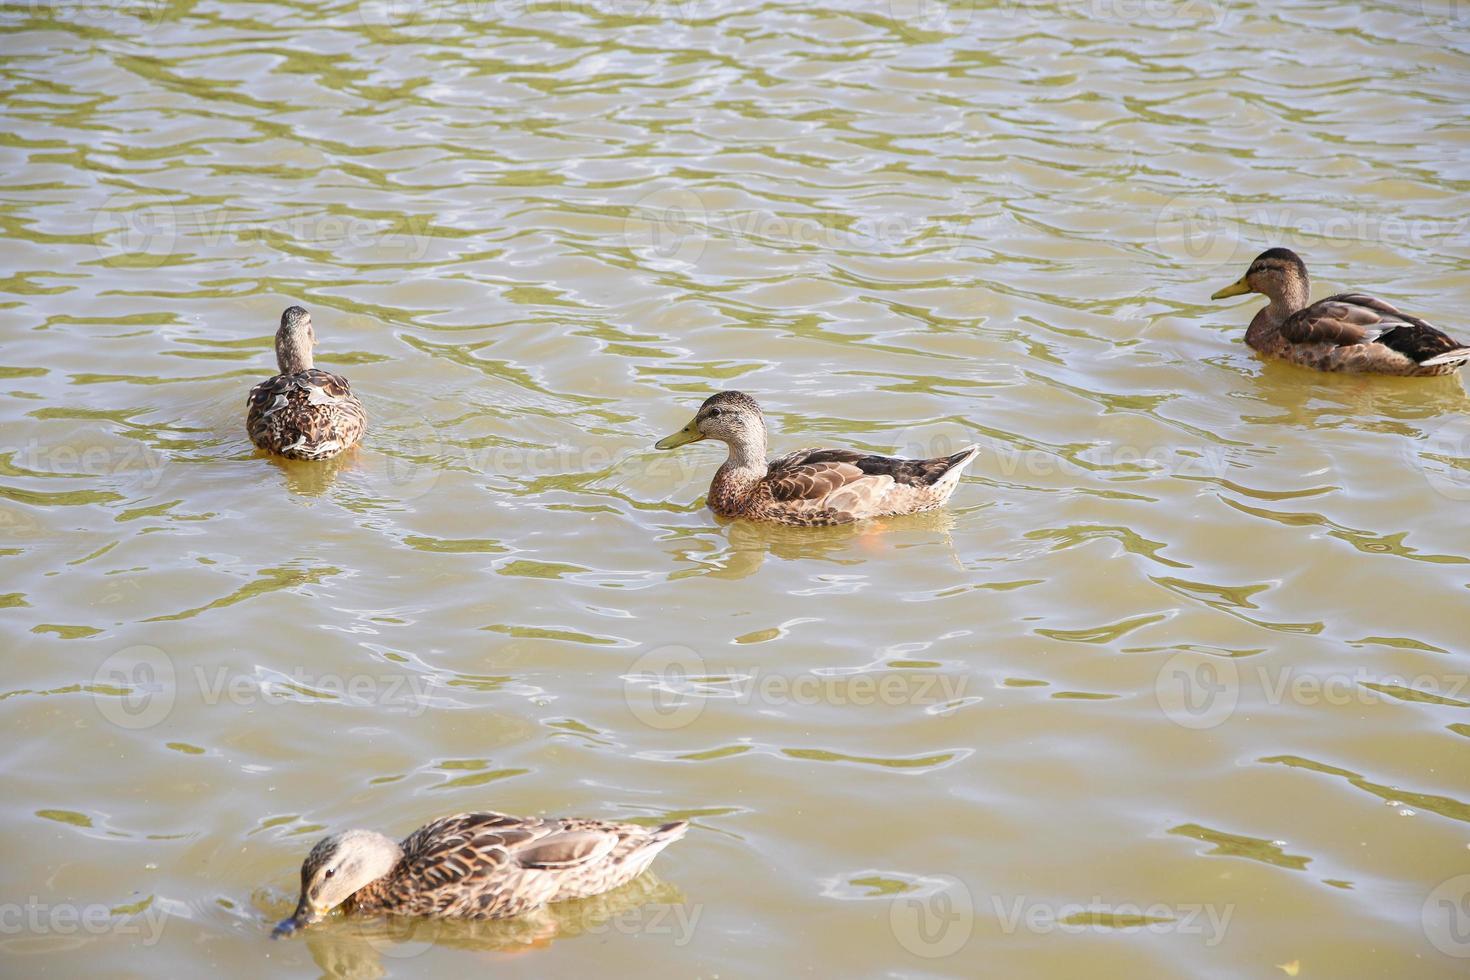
[1210,248,1470,376]
[272,811,688,938]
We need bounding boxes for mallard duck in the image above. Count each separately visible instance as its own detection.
[272,811,688,938]
[1210,248,1470,375]
[246,306,366,459]
[653,390,980,526]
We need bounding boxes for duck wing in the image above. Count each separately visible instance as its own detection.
[397,812,621,878]
[246,369,365,459]
[246,368,356,414]
[767,448,965,500]
[756,447,978,523]
[1282,293,1465,364]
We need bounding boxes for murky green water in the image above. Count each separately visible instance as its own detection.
[4,0,1470,976]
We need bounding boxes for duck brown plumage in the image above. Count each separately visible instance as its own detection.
[246,305,366,459]
[1210,248,1470,376]
[273,810,688,938]
[654,390,979,526]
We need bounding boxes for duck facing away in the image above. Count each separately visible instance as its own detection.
[246,305,366,459]
[272,811,688,938]
[654,390,980,526]
[1210,248,1470,376]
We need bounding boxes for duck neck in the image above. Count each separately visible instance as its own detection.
[1264,270,1311,321]
[710,430,769,514]
[276,327,314,375]
[341,852,405,915]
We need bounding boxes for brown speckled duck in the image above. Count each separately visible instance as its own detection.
[654,390,980,526]
[247,306,366,459]
[272,811,687,938]
[1211,248,1470,376]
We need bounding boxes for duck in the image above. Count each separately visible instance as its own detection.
[1210,247,1470,376]
[246,305,366,459]
[272,811,688,938]
[653,390,980,526]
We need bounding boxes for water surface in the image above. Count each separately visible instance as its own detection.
[4,0,1470,976]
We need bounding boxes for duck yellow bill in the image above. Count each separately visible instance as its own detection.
[654,419,703,450]
[1211,276,1252,300]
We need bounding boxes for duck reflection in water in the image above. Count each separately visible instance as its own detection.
[663,507,968,581]
[286,870,686,978]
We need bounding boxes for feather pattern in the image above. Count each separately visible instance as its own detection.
[246,369,366,460]
[1215,249,1470,376]
[275,811,687,937]
[656,391,979,526]
[343,812,688,920]
[246,306,366,459]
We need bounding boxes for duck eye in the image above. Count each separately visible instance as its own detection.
[324,868,335,879]
[706,408,722,418]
